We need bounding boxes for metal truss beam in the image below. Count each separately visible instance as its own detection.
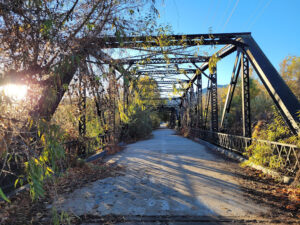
[204,81,211,129]
[95,32,250,48]
[140,80,189,84]
[241,53,251,137]
[78,74,86,137]
[141,97,181,101]
[241,36,300,134]
[220,51,241,129]
[136,69,196,75]
[210,66,218,132]
[159,89,185,92]
[182,44,237,99]
[196,74,203,128]
[189,85,195,127]
[192,62,211,80]
[116,57,209,65]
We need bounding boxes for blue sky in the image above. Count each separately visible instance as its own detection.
[155,0,300,85]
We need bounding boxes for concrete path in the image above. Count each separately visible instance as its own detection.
[56,129,270,224]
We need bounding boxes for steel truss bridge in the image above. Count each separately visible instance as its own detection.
[34,32,300,175]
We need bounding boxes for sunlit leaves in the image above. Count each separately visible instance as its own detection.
[40,20,53,37]
[280,56,300,101]
[208,54,219,74]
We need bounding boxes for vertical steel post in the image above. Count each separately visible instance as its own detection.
[170,108,176,128]
[203,79,210,129]
[112,69,116,144]
[189,85,194,128]
[241,53,251,137]
[196,74,203,128]
[183,97,188,128]
[210,66,218,132]
[78,72,87,156]
[123,75,127,111]
[78,74,86,137]
[123,64,132,114]
[177,113,181,128]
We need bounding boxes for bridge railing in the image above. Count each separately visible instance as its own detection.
[190,128,299,176]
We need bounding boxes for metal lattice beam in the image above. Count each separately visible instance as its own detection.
[95,32,250,48]
[78,74,86,137]
[189,85,194,127]
[158,89,185,92]
[241,53,251,137]
[116,57,209,65]
[220,51,241,129]
[241,36,300,134]
[182,44,237,98]
[136,69,196,75]
[196,74,203,128]
[140,80,188,85]
[210,66,218,132]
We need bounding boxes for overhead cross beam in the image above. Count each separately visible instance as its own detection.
[159,89,185,92]
[115,57,209,65]
[141,97,181,101]
[136,69,196,75]
[94,32,250,48]
[140,80,189,84]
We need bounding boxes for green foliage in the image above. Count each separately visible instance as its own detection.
[51,207,71,225]
[244,106,295,171]
[24,120,65,200]
[38,120,66,173]
[25,158,47,199]
[150,113,161,129]
[126,108,153,139]
[119,76,162,141]
[280,56,300,101]
[0,187,10,203]
[244,142,283,170]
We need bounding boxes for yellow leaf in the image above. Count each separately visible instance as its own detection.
[34,158,39,164]
[46,167,54,173]
[41,134,46,144]
[29,119,33,129]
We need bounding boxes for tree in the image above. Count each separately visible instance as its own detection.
[0,0,158,119]
[280,56,300,101]
[119,76,162,140]
[0,0,161,201]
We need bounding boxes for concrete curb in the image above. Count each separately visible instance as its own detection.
[193,137,293,184]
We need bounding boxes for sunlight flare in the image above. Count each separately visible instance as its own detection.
[0,84,28,100]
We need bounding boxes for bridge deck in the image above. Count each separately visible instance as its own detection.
[55,129,271,223]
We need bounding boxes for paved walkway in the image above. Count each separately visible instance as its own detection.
[56,129,270,224]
